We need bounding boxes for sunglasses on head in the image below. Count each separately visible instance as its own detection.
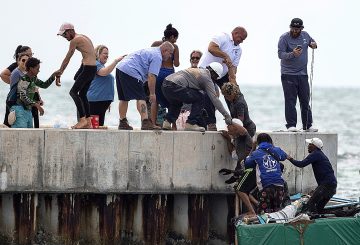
[191,57,200,61]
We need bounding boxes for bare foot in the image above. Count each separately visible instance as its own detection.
[87,117,93,129]
[71,118,91,129]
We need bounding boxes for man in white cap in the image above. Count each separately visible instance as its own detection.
[287,137,337,214]
[56,22,97,129]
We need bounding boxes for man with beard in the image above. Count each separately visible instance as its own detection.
[278,18,318,132]
[56,23,97,129]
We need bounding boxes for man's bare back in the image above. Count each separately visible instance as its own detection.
[72,34,96,66]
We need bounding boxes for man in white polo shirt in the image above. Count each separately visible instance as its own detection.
[199,26,247,130]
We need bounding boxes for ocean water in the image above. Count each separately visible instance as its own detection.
[0,81,359,198]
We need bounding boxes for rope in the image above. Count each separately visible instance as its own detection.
[309,49,315,111]
[305,48,315,130]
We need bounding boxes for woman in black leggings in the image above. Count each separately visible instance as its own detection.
[87,45,125,126]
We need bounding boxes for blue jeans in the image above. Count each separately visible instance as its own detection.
[162,80,204,125]
[10,105,33,128]
[281,74,313,129]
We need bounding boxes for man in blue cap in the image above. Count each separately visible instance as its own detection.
[278,18,318,132]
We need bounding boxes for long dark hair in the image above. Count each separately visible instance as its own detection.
[13,45,31,60]
[163,24,178,41]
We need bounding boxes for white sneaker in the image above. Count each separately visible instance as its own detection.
[185,123,205,132]
[162,120,171,130]
[287,126,298,132]
[304,126,318,132]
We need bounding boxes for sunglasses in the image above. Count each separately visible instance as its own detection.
[191,57,200,61]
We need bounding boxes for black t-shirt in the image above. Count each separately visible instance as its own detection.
[7,62,17,72]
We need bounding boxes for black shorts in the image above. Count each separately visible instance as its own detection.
[233,168,256,194]
[116,69,146,101]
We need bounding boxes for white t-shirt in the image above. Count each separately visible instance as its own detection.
[199,32,242,78]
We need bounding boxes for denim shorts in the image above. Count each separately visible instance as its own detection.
[10,105,33,128]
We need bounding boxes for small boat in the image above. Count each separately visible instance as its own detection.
[235,195,360,244]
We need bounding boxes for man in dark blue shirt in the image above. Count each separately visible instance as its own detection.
[287,137,337,213]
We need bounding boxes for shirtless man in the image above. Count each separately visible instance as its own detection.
[56,23,97,129]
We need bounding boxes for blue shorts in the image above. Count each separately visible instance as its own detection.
[155,67,174,108]
[116,69,146,101]
[10,105,33,128]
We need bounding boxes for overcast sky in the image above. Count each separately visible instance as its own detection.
[1,0,358,87]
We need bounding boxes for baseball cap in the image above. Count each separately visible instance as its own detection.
[290,18,304,28]
[305,138,323,149]
[57,22,74,35]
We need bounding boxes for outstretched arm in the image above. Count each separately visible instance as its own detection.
[57,40,76,75]
[208,41,236,83]
[97,55,126,76]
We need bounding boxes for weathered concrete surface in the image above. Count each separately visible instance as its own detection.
[0,129,337,194]
[0,129,337,244]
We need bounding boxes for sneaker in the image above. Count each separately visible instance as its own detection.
[304,126,318,132]
[207,123,217,131]
[162,119,171,130]
[185,123,205,132]
[141,119,161,130]
[118,118,133,130]
[287,126,298,132]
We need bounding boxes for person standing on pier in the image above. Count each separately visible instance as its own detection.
[56,22,97,129]
[87,45,126,126]
[278,18,318,132]
[1,45,41,128]
[10,57,60,128]
[190,50,202,68]
[149,24,180,127]
[116,42,174,130]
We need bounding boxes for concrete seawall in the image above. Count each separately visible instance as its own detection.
[0,129,337,244]
[0,129,337,194]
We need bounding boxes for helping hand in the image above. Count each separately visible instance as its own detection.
[310,42,317,49]
[224,115,232,125]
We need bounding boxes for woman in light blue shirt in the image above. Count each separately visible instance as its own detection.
[87,45,125,126]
